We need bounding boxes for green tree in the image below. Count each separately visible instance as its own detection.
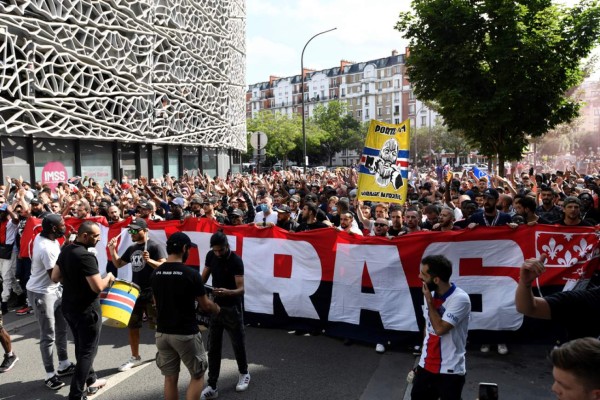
[312,100,363,165]
[246,111,302,167]
[396,0,600,175]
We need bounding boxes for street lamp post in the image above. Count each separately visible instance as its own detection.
[301,27,337,174]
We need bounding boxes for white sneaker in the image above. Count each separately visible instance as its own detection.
[375,343,385,354]
[201,385,219,399]
[118,356,142,372]
[480,344,490,353]
[497,343,509,355]
[236,373,251,392]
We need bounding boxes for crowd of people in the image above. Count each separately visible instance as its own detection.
[0,163,599,399]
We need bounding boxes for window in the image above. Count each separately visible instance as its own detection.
[202,148,217,178]
[341,88,346,97]
[365,110,370,118]
[357,110,362,118]
[377,107,382,116]
[152,145,165,178]
[421,116,427,126]
[395,118,400,124]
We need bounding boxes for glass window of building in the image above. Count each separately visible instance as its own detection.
[152,145,165,178]
[81,141,114,185]
[33,138,75,184]
[202,148,217,178]
[121,143,137,180]
[182,146,199,175]
[2,136,31,181]
[167,146,179,178]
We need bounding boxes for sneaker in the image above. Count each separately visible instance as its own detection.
[236,373,251,392]
[87,378,107,395]
[497,343,509,355]
[0,353,19,372]
[118,356,142,372]
[375,343,386,354]
[480,344,490,353]
[45,374,66,390]
[57,362,76,377]
[201,385,219,399]
[16,305,33,316]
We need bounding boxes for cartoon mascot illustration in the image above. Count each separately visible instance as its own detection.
[364,138,403,189]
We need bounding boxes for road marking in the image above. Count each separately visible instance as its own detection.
[93,361,154,398]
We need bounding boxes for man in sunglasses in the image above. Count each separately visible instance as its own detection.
[107,218,167,372]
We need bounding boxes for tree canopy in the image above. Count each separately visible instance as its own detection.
[396,0,600,174]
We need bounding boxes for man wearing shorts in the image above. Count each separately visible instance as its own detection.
[108,218,166,371]
[151,232,220,400]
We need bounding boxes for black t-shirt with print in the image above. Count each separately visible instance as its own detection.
[121,239,167,290]
[151,262,206,335]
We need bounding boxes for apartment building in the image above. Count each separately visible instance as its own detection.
[247,50,438,166]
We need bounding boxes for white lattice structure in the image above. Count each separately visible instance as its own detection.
[0,0,246,151]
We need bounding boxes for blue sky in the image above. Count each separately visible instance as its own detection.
[245,0,590,86]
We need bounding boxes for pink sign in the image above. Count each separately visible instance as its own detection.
[41,161,68,191]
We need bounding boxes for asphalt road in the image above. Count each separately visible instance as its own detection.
[1,311,554,400]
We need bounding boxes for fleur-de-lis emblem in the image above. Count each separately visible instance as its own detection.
[573,239,593,259]
[558,250,578,267]
[563,233,574,242]
[542,237,563,260]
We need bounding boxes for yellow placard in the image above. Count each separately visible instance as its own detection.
[357,119,410,204]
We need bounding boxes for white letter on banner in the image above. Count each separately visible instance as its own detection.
[328,244,419,331]
[243,238,320,319]
[422,240,524,330]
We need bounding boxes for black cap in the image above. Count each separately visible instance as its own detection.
[138,201,152,210]
[128,218,148,230]
[167,232,197,250]
[275,205,291,213]
[190,197,203,205]
[482,188,499,200]
[230,209,244,217]
[30,197,41,204]
[42,214,63,232]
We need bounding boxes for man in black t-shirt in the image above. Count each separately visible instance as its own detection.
[515,254,600,339]
[151,232,220,400]
[107,218,167,372]
[295,202,329,232]
[201,232,250,400]
[52,221,115,399]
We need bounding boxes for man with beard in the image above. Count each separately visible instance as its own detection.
[432,207,460,231]
[513,195,552,225]
[52,221,115,399]
[338,212,363,235]
[468,189,512,228]
[454,200,478,229]
[107,205,123,225]
[412,255,471,400]
[107,218,167,372]
[403,208,423,234]
[295,202,329,232]
[151,232,220,400]
[388,208,404,236]
[27,215,75,390]
[558,197,593,227]
[274,205,299,231]
[201,232,250,400]
[371,218,391,238]
[536,186,562,223]
[578,192,600,225]
[227,209,245,226]
[202,199,227,224]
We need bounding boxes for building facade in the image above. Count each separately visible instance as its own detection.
[246,50,438,166]
[0,0,246,183]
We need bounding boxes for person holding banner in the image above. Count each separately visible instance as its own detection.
[412,255,471,400]
[107,218,167,372]
[515,254,600,339]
